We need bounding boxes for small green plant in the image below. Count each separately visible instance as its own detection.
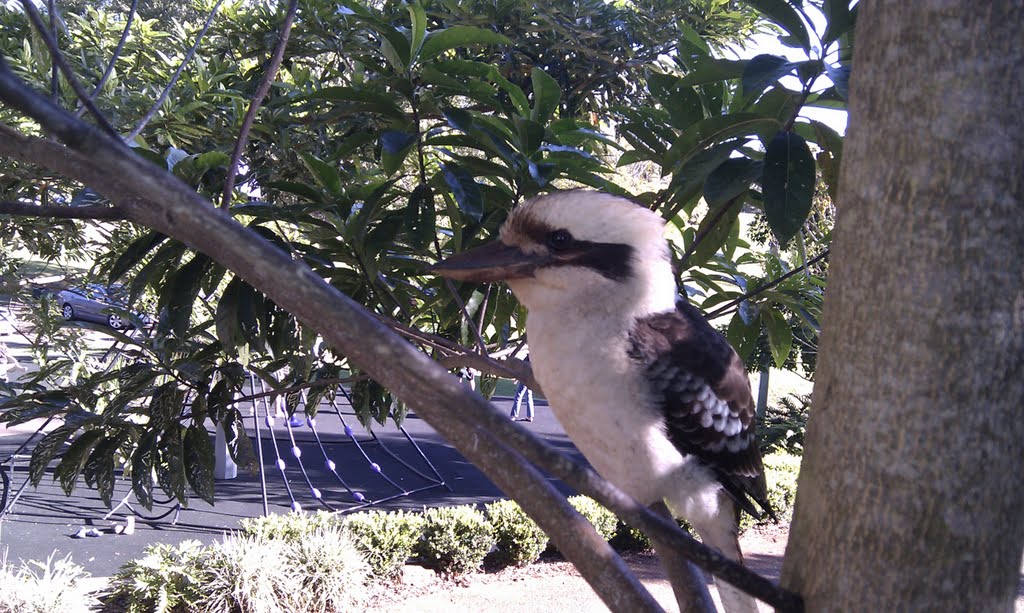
[610,520,653,552]
[0,550,93,613]
[567,495,619,541]
[344,510,423,580]
[110,540,207,613]
[272,526,370,613]
[197,536,288,613]
[238,510,340,542]
[484,499,549,568]
[414,505,496,576]
[112,524,369,613]
[759,393,810,456]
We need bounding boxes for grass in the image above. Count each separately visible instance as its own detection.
[0,550,95,613]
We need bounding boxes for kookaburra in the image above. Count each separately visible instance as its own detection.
[434,190,773,613]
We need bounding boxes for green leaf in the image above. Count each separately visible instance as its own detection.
[742,0,811,51]
[825,63,851,100]
[678,57,747,88]
[156,424,187,505]
[822,0,856,46]
[405,183,436,251]
[440,163,483,221]
[665,114,781,170]
[742,54,797,98]
[703,157,763,208]
[663,139,741,218]
[530,67,561,125]
[28,425,76,485]
[184,424,215,505]
[647,73,704,131]
[53,430,104,495]
[109,231,167,284]
[380,130,417,175]
[216,278,244,356]
[165,255,210,338]
[299,152,343,196]
[762,307,794,368]
[727,310,761,363]
[84,436,120,507]
[407,2,428,63]
[762,131,815,246]
[418,26,510,64]
[131,430,158,510]
[299,87,405,119]
[515,117,545,155]
[688,197,742,267]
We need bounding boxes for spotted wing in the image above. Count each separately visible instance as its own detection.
[628,302,775,520]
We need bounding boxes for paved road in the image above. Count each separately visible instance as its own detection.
[0,297,582,577]
[0,394,580,577]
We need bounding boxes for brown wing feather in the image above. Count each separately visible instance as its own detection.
[628,303,775,520]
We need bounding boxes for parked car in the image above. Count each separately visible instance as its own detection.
[57,284,151,330]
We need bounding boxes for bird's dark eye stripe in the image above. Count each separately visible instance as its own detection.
[547,229,573,250]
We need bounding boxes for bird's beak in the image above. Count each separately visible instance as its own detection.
[432,240,546,283]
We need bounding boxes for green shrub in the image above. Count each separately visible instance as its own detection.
[484,499,549,568]
[344,510,423,580]
[414,505,496,576]
[759,394,810,456]
[610,520,653,552]
[113,525,368,613]
[567,495,619,541]
[741,451,802,531]
[110,540,207,613]
[0,551,93,613]
[238,510,340,542]
[196,536,289,613]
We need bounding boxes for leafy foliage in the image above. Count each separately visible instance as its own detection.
[344,510,424,580]
[413,504,496,575]
[0,552,94,613]
[759,393,810,456]
[567,495,619,542]
[110,527,369,613]
[484,498,549,568]
[0,0,851,503]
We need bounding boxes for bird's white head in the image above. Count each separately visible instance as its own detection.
[434,191,678,319]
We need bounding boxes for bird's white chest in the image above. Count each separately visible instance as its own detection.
[527,312,698,505]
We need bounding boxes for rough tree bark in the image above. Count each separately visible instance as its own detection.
[781,2,1024,611]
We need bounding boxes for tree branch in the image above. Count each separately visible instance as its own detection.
[220,0,299,209]
[0,77,804,612]
[0,199,125,220]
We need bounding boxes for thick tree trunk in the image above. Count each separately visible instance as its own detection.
[782,2,1024,611]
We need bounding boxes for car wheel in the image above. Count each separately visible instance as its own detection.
[107,313,124,330]
[62,304,75,320]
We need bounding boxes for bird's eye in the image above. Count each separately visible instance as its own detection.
[547,229,573,251]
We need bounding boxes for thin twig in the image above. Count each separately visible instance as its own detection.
[47,0,57,101]
[75,0,139,117]
[0,199,125,220]
[706,248,830,320]
[125,0,225,142]
[220,0,299,209]
[19,0,119,138]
